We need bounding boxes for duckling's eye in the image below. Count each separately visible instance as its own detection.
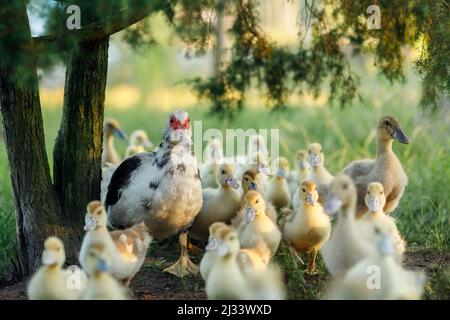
[89,252,95,257]
[384,120,390,126]
[221,170,225,174]
[343,183,348,190]
[380,191,383,195]
[308,150,311,154]
[229,236,235,241]
[302,188,306,192]
[244,177,249,182]
[255,200,259,204]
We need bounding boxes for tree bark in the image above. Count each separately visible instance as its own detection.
[53,39,109,245]
[0,3,76,275]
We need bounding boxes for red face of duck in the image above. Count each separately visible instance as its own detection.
[169,111,190,130]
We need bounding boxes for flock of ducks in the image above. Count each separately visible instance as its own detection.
[27,112,425,300]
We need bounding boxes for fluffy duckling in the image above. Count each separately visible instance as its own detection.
[358,182,405,261]
[200,138,224,188]
[238,191,281,257]
[205,226,255,300]
[326,227,424,300]
[191,164,241,241]
[80,201,152,286]
[232,169,277,226]
[82,242,128,300]
[200,222,228,281]
[308,143,334,204]
[265,157,291,211]
[237,151,271,189]
[102,119,128,166]
[342,116,409,216]
[280,180,331,272]
[125,130,153,158]
[321,175,377,278]
[288,149,311,196]
[27,237,87,300]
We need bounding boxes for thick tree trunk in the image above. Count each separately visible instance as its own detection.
[53,39,109,244]
[0,3,76,276]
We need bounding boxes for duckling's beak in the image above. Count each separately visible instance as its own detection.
[42,251,57,266]
[392,127,410,144]
[367,197,382,212]
[258,165,270,175]
[245,207,256,224]
[324,194,342,217]
[309,154,321,167]
[205,237,218,251]
[298,160,308,170]
[216,242,228,257]
[248,182,258,191]
[225,177,240,189]
[97,258,109,272]
[144,139,153,149]
[277,168,287,178]
[305,192,315,205]
[113,128,128,141]
[84,216,97,232]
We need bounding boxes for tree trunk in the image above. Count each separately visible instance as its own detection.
[53,39,109,246]
[0,3,76,276]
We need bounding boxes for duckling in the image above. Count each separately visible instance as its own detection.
[125,130,153,158]
[82,242,129,300]
[342,116,409,216]
[237,151,271,191]
[358,182,405,261]
[232,169,277,226]
[102,119,128,166]
[326,227,424,300]
[201,223,271,281]
[80,201,152,286]
[265,157,291,211]
[280,180,331,273]
[200,138,224,188]
[238,191,281,257]
[205,226,255,300]
[320,175,377,278]
[287,149,311,196]
[200,222,228,281]
[308,143,334,205]
[191,164,241,241]
[27,237,87,300]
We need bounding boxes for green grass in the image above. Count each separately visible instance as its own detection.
[0,95,449,297]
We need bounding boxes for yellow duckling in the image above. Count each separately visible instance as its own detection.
[265,157,291,211]
[200,222,228,281]
[205,227,255,300]
[191,164,241,241]
[232,169,277,226]
[237,151,271,191]
[200,138,224,188]
[238,191,281,257]
[27,237,87,300]
[288,149,311,196]
[280,180,331,273]
[326,226,424,300]
[321,175,377,278]
[342,116,409,216]
[82,242,129,300]
[125,130,153,158]
[80,201,152,286]
[358,182,405,261]
[308,142,334,205]
[102,119,128,166]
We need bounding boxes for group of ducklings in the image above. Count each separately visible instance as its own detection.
[197,115,424,300]
[27,201,151,300]
[27,115,424,300]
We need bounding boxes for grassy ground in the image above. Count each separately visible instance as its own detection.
[0,94,449,298]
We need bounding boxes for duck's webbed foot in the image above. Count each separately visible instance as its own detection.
[163,232,199,278]
[305,250,319,275]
